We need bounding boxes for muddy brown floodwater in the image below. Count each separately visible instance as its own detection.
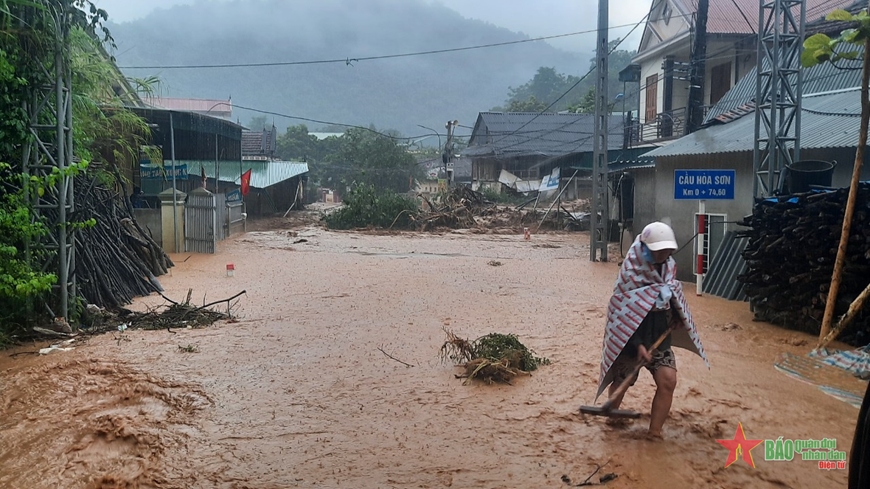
[0,218,864,488]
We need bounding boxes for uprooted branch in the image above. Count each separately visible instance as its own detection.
[81,288,245,333]
[440,328,550,385]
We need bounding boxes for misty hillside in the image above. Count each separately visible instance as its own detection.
[109,0,585,138]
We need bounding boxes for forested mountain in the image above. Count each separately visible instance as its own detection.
[109,0,592,138]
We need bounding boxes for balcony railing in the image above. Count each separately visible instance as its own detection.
[623,106,711,147]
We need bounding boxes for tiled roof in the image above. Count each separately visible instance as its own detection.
[465,112,625,157]
[241,128,277,157]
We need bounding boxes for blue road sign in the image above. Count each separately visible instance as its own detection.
[674,169,735,200]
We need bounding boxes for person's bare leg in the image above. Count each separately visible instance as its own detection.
[649,366,677,437]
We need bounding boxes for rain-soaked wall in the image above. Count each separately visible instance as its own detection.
[647,147,870,282]
[132,209,162,248]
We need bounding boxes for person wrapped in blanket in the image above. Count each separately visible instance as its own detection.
[596,221,709,439]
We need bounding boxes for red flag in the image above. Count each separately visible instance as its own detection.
[240,168,252,196]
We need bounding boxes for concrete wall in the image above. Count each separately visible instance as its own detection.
[642,147,870,282]
[653,153,754,281]
[629,167,658,236]
[132,209,162,248]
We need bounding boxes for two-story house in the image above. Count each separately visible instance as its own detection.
[628,0,854,146]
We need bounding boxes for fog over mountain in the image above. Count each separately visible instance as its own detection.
[110,0,588,138]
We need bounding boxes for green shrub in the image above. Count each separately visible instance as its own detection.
[479,186,528,205]
[0,166,57,335]
[323,183,420,230]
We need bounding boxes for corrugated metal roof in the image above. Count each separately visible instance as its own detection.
[705,50,864,124]
[465,112,625,157]
[645,89,862,158]
[310,132,344,140]
[144,97,233,116]
[702,230,749,301]
[185,160,308,189]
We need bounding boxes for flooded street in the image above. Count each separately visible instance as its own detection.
[0,220,863,488]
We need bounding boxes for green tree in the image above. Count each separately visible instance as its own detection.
[0,1,154,335]
[246,115,269,131]
[506,67,577,107]
[316,124,348,133]
[276,124,319,161]
[324,128,422,194]
[496,39,637,113]
[502,95,549,112]
[566,87,596,114]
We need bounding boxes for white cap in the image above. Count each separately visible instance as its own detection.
[641,221,678,251]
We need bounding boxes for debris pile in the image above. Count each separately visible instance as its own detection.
[414,186,590,233]
[440,328,550,385]
[413,186,494,230]
[81,289,244,333]
[738,184,870,345]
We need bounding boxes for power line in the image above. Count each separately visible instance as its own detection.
[118,20,651,70]
[481,12,651,153]
[168,5,852,154]
[117,11,724,72]
[230,102,439,141]
[119,10,781,72]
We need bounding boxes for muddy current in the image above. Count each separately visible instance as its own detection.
[0,223,863,488]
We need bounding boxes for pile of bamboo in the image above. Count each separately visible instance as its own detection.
[73,175,174,308]
[737,184,870,346]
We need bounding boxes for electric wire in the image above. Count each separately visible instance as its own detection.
[118,19,661,70]
[144,3,858,155]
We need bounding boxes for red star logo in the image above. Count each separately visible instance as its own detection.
[717,422,764,468]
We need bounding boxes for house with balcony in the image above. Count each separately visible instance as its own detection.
[626,0,854,147]
[612,0,868,287]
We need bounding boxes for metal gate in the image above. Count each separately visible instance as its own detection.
[185,187,217,253]
[215,193,228,241]
[227,201,246,236]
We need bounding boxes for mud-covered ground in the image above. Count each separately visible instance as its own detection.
[0,211,864,488]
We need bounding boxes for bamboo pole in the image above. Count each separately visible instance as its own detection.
[818,36,870,346]
[819,280,870,349]
[534,169,579,233]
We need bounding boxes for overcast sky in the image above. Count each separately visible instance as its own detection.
[92,0,650,54]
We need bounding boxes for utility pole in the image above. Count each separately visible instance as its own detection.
[686,0,709,134]
[23,1,75,320]
[444,120,458,185]
[591,0,609,261]
[753,0,805,198]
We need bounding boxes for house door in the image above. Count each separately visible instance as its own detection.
[645,73,658,123]
[710,63,732,105]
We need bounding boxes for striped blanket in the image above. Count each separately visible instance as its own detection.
[809,345,870,376]
[595,236,710,400]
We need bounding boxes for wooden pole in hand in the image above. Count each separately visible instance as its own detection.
[818,36,870,346]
